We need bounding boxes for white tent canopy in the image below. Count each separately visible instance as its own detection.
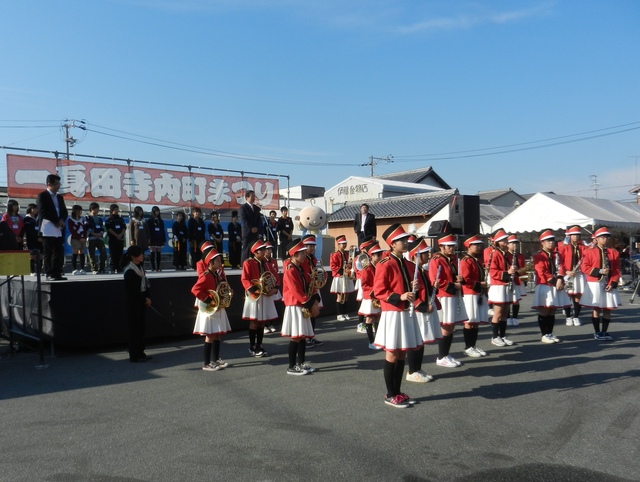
[493,192,640,234]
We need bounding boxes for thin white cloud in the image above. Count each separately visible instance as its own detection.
[394,3,554,35]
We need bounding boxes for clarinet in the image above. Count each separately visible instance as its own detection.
[409,256,420,318]
[455,254,462,314]
[508,249,517,293]
[429,265,442,306]
[602,246,610,282]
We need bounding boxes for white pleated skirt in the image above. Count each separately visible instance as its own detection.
[358,299,381,317]
[330,276,355,294]
[463,294,489,324]
[281,306,314,339]
[488,284,520,304]
[193,308,232,336]
[373,310,423,351]
[580,281,621,310]
[355,278,363,301]
[532,285,572,309]
[565,272,586,296]
[437,295,468,325]
[415,310,442,343]
[242,293,279,322]
[272,289,282,301]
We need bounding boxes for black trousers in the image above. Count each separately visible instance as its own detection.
[42,236,64,277]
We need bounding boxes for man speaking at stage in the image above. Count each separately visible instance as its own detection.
[36,174,68,281]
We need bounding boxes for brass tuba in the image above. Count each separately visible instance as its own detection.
[246,271,278,300]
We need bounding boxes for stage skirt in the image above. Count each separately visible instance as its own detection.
[242,293,278,322]
[193,308,232,336]
[580,281,621,310]
[330,275,355,294]
[565,272,585,296]
[463,293,489,324]
[373,310,423,351]
[488,284,520,305]
[355,278,363,301]
[532,285,571,309]
[415,310,442,343]
[436,295,468,325]
[280,306,314,339]
[358,299,381,317]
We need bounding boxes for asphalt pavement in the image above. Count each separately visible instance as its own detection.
[2,290,639,482]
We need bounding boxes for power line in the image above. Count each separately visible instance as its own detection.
[392,121,640,161]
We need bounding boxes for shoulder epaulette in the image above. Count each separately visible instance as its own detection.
[378,257,390,264]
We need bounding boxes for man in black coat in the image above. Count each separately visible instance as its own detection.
[353,203,377,245]
[36,174,68,280]
[240,190,263,264]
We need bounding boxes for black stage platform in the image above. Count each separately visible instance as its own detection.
[2,269,358,347]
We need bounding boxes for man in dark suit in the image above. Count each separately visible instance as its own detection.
[353,203,377,245]
[36,174,68,280]
[240,190,264,264]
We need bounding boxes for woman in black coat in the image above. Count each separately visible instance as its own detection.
[122,245,152,362]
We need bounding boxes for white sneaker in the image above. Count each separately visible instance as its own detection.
[406,371,430,383]
[356,323,367,334]
[506,318,514,326]
[573,317,581,326]
[343,314,351,321]
[447,355,462,366]
[436,356,458,368]
[491,337,506,347]
[487,308,495,316]
[337,315,345,321]
[464,347,482,358]
[550,334,560,343]
[473,346,487,356]
[541,334,555,344]
[511,318,519,327]
[72,270,80,275]
[501,337,514,346]
[417,369,434,381]
[566,317,573,326]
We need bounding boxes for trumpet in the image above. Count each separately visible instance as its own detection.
[198,281,233,314]
[246,271,277,300]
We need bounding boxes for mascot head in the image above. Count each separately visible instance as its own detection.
[298,205,327,231]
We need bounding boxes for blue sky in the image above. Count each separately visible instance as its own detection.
[1,0,639,201]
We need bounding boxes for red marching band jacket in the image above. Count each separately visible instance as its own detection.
[488,248,511,286]
[580,245,621,288]
[241,257,267,296]
[191,268,227,304]
[416,265,440,311]
[373,253,423,312]
[505,251,526,286]
[429,252,458,297]
[460,254,485,294]
[359,263,376,301]
[329,250,350,278]
[282,262,319,308]
[558,242,586,271]
[532,248,566,286]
